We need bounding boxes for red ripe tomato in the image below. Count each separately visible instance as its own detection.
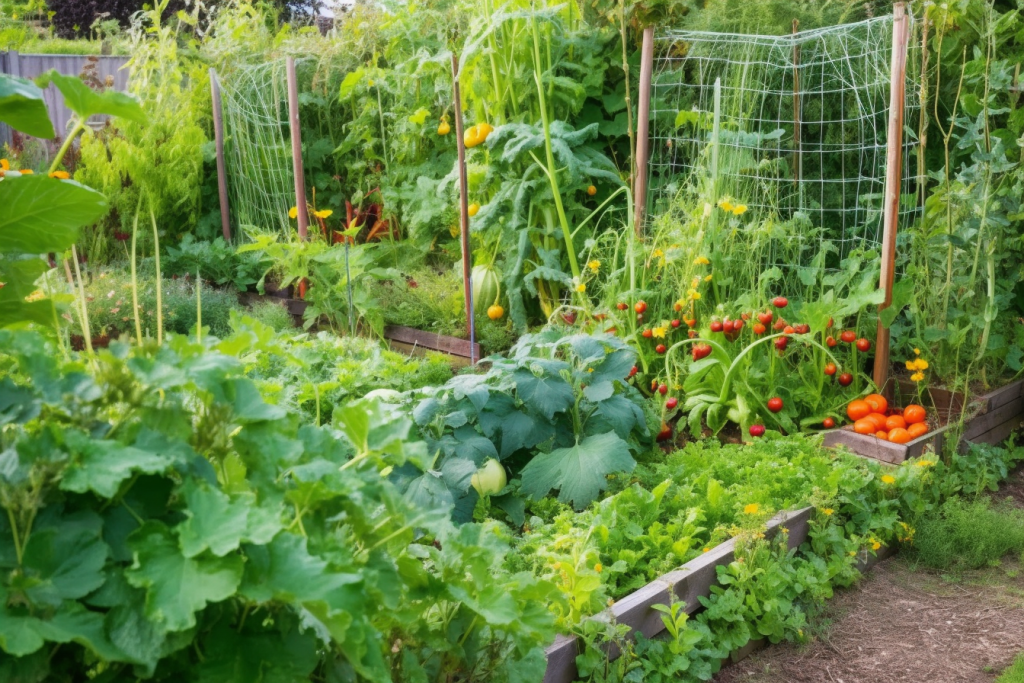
[656,344,667,354]
[847,399,871,421]
[827,317,834,328]
[658,383,668,395]
[767,397,783,413]
[888,427,911,444]
[774,337,788,350]
[774,318,787,331]
[853,418,875,434]
[671,319,681,328]
[840,330,856,343]
[692,343,712,360]
[794,323,810,334]
[757,311,773,325]
[722,320,735,333]
[749,424,766,437]
[753,323,766,334]
[616,302,628,311]
[823,417,836,429]
[710,320,724,332]
[635,301,647,314]
[628,366,638,378]
[824,363,837,376]
[733,319,745,331]
[642,329,653,338]
[903,404,927,424]
[772,296,788,308]
[838,373,853,386]
[666,397,678,409]
[657,423,673,442]
[826,336,837,347]
[783,325,795,335]
[856,338,871,352]
[741,312,751,321]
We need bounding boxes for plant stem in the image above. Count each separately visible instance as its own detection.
[149,202,163,345]
[130,198,143,342]
[47,120,86,175]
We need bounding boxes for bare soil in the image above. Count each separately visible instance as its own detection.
[716,465,1024,683]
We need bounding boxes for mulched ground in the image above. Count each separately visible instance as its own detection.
[715,464,1024,683]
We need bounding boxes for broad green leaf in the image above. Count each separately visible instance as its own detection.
[0,600,124,660]
[408,107,430,124]
[61,432,171,499]
[37,70,146,124]
[176,479,281,558]
[19,513,107,608]
[0,74,54,138]
[0,176,107,254]
[240,533,362,607]
[447,583,519,626]
[513,370,574,419]
[519,432,635,509]
[229,378,287,423]
[126,521,243,632]
[196,621,319,683]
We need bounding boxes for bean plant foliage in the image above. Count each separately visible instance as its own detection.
[0,331,559,682]
[402,329,653,520]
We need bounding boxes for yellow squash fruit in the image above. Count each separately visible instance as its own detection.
[437,120,451,135]
[468,202,480,217]
[487,304,504,320]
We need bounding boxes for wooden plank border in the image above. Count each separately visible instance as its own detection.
[384,325,481,362]
[542,507,814,683]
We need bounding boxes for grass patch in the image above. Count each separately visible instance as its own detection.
[998,653,1024,683]
[909,497,1024,574]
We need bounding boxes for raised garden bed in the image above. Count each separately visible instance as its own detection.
[383,324,481,366]
[823,377,1024,463]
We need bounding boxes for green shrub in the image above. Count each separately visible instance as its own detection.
[247,299,295,332]
[909,497,1024,573]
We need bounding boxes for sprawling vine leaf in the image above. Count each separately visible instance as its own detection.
[520,432,635,509]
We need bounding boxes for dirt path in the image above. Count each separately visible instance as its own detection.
[716,464,1024,683]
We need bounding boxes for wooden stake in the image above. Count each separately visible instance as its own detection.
[209,68,231,242]
[633,26,655,235]
[451,54,475,364]
[873,2,910,393]
[286,57,309,241]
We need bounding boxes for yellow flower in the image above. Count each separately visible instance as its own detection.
[702,547,710,553]
[743,503,760,515]
[849,550,857,556]
[594,563,603,573]
[871,539,881,551]
[691,277,701,288]
[914,348,921,355]
[0,159,9,171]
[915,359,928,370]
[822,508,834,516]
[881,474,896,484]
[694,256,710,265]
[49,170,69,179]
[652,248,664,258]
[19,169,32,174]
[553,562,561,570]
[608,598,615,606]
[588,260,600,272]
[575,283,586,293]
[911,371,925,382]
[731,204,748,216]
[916,459,935,468]
[652,327,667,339]
[289,206,298,219]
[688,289,701,301]
[24,290,45,303]
[718,199,734,212]
[704,274,713,282]
[313,209,333,219]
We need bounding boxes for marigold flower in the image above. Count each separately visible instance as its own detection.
[743,503,760,514]
[704,274,713,282]
[871,539,881,551]
[594,563,603,573]
[575,283,586,293]
[822,508,834,516]
[691,277,701,288]
[688,289,701,301]
[288,206,299,219]
[718,199,734,212]
[0,159,9,171]
[19,169,33,174]
[916,459,935,468]
[881,474,896,484]
[49,171,69,179]
[694,256,710,265]
[702,547,710,553]
[913,348,921,355]
[588,260,600,272]
[313,209,333,219]
[652,248,664,258]
[911,371,925,382]
[732,204,748,215]
[652,326,667,339]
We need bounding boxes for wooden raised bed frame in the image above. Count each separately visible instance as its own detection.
[823,377,1024,464]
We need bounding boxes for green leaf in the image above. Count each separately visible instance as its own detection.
[176,480,281,558]
[519,432,635,509]
[0,74,54,138]
[196,620,319,683]
[61,432,171,499]
[125,521,243,632]
[513,369,574,420]
[0,176,107,254]
[37,70,145,123]
[19,513,107,608]
[447,583,519,625]
[0,600,125,660]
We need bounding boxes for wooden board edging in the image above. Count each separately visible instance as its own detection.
[384,324,481,362]
[541,507,814,683]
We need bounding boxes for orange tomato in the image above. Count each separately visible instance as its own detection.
[903,404,926,425]
[865,413,888,431]
[888,427,911,444]
[875,430,889,440]
[884,414,907,431]
[864,393,889,414]
[907,422,929,439]
[847,399,871,421]
[853,418,876,435]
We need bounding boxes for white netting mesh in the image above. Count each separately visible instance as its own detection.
[647,15,920,269]
[217,60,296,238]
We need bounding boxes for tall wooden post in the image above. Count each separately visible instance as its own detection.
[451,54,475,364]
[633,27,655,235]
[286,57,309,241]
[873,2,910,392]
[209,68,231,242]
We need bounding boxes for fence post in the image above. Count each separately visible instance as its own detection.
[286,57,308,241]
[872,2,910,393]
[451,54,475,364]
[633,28,655,235]
[209,68,232,242]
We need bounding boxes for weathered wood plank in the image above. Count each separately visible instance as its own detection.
[979,379,1024,412]
[963,397,1024,441]
[823,424,948,464]
[384,324,481,360]
[541,507,814,683]
[966,415,1023,448]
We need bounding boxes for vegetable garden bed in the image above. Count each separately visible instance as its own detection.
[823,378,1024,463]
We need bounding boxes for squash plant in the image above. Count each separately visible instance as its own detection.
[401,329,654,520]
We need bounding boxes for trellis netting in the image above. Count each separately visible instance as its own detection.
[647,14,920,270]
[216,59,296,239]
